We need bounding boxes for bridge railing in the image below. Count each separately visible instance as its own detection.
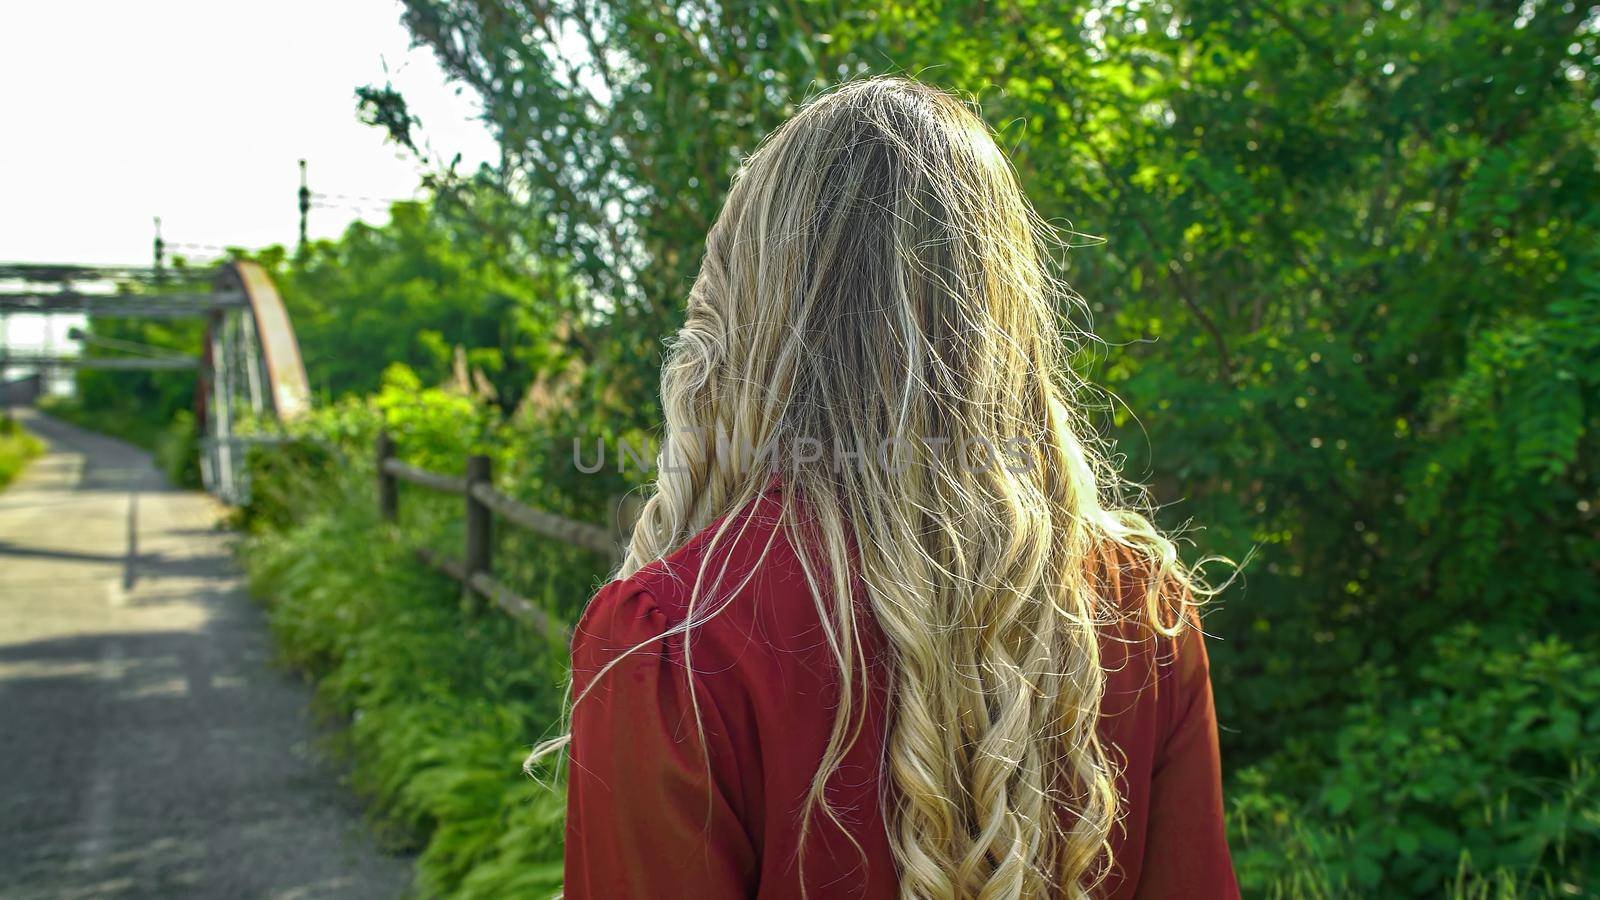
[374,430,635,640]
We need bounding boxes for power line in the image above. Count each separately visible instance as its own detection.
[312,191,412,205]
[310,200,396,212]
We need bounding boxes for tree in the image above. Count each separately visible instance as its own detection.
[261,184,582,411]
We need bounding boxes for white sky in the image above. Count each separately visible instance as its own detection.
[0,0,499,357]
[0,0,498,267]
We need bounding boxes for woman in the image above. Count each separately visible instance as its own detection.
[553,77,1238,899]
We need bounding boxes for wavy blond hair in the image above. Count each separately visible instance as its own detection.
[562,77,1212,899]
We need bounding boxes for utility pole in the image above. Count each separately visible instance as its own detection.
[297,159,310,256]
[152,216,165,281]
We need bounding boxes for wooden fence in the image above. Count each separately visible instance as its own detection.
[375,431,634,640]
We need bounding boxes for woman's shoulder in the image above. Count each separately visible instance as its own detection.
[1091,538,1215,731]
[632,487,798,606]
[572,486,813,662]
[1086,539,1189,624]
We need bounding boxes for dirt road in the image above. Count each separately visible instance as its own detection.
[0,409,411,898]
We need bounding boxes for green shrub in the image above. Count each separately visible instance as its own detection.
[155,410,202,488]
[0,417,45,489]
[245,469,574,896]
[1232,626,1600,898]
[241,380,614,897]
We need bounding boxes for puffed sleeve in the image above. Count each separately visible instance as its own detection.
[1135,619,1240,899]
[563,579,758,899]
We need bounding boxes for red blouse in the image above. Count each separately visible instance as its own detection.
[565,489,1239,899]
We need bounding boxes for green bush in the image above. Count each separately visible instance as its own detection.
[0,417,45,490]
[1231,626,1600,897]
[244,466,572,897]
[242,379,615,897]
[154,411,201,489]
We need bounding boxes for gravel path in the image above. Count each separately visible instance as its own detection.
[0,409,412,899]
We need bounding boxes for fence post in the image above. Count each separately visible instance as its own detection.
[376,430,398,521]
[464,454,493,603]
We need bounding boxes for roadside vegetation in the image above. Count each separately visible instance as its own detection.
[0,417,45,490]
[237,371,607,897]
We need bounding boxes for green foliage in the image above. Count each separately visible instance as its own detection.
[69,313,203,438]
[241,401,585,897]
[237,361,649,895]
[1231,626,1600,898]
[252,185,581,410]
[237,436,338,534]
[0,417,45,490]
[395,0,879,421]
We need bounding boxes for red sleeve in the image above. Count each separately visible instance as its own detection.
[1134,621,1240,899]
[564,579,757,900]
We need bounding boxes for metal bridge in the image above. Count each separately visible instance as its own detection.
[0,261,310,504]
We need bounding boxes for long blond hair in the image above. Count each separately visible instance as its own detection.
[589,77,1207,899]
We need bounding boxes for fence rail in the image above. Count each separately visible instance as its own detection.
[375,431,633,640]
[381,458,467,495]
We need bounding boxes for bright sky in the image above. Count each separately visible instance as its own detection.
[0,0,498,358]
[0,0,498,267]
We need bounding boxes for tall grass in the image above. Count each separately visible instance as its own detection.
[242,456,574,897]
[0,416,45,490]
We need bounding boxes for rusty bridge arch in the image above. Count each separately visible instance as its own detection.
[198,261,311,502]
[0,259,311,504]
